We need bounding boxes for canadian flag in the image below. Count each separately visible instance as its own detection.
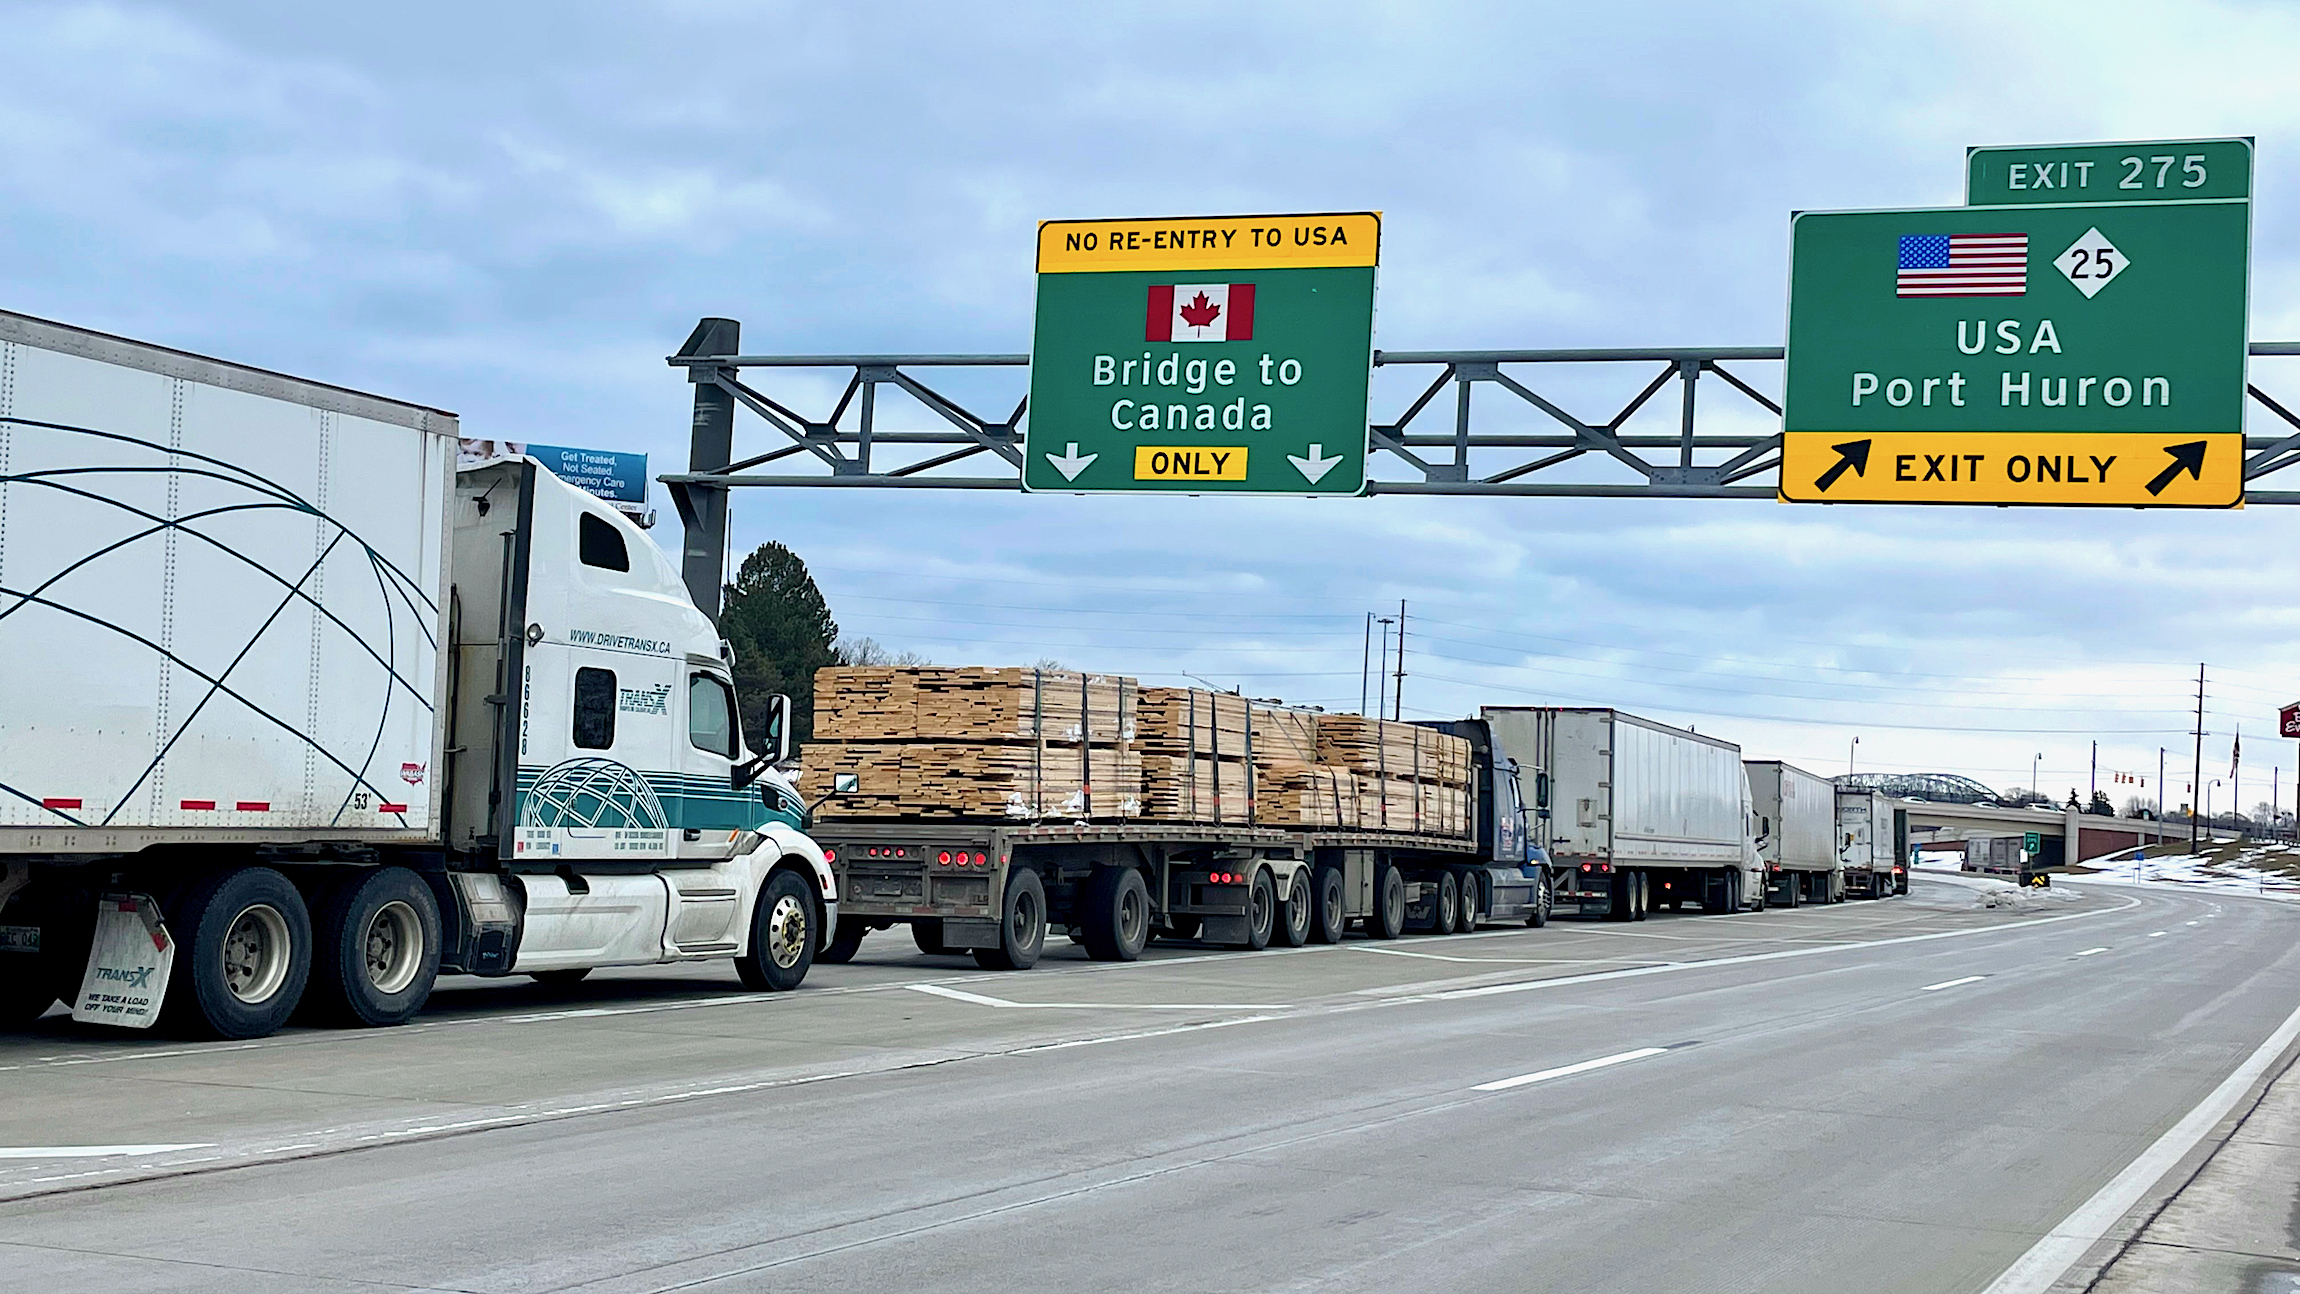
[1147,283,1255,343]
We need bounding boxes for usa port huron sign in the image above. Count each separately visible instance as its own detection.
[1024,212,1379,495]
[1781,138,2251,507]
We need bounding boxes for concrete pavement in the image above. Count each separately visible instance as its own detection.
[0,876,2293,1293]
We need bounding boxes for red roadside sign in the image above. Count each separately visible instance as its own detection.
[2281,702,2300,739]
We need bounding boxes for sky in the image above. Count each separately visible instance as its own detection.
[4,0,2299,811]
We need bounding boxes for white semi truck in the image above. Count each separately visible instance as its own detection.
[0,309,836,1039]
[1834,787,1909,898]
[1485,708,1763,919]
[1745,760,1845,906]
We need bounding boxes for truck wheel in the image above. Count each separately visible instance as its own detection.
[1244,868,1276,951]
[530,968,591,987]
[303,867,440,1027]
[1433,872,1460,935]
[912,919,954,956]
[1366,864,1407,940]
[817,917,869,964]
[1526,874,1550,928]
[1276,872,1313,948]
[162,867,313,1040]
[1459,874,1480,930]
[1630,873,1650,921]
[1310,868,1346,944]
[974,868,1045,970]
[734,870,814,991]
[1081,867,1151,962]
[1606,873,1631,921]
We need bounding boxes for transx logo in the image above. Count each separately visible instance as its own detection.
[93,963,156,989]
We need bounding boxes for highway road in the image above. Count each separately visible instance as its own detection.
[1,874,2295,1293]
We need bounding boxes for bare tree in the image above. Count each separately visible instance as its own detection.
[834,637,932,667]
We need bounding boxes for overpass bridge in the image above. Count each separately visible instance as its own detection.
[1888,798,2193,867]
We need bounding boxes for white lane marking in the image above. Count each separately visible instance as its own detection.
[1349,945,1666,966]
[1368,895,2143,1003]
[2075,947,2109,957]
[905,984,1285,1011]
[2186,920,2200,926]
[2148,931,2168,938]
[1920,975,1987,992]
[0,1143,213,1159]
[1980,993,2300,1294]
[1472,1047,1669,1092]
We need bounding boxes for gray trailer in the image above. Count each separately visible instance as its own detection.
[1483,708,1761,920]
[1835,787,1909,897]
[1746,760,1844,906]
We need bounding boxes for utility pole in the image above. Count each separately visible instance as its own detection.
[2089,740,2097,802]
[1848,735,1860,775]
[2157,747,2165,823]
[1391,599,1407,721]
[1360,613,1373,716]
[2190,663,2205,855]
[2032,752,2043,802]
[1375,617,1395,719]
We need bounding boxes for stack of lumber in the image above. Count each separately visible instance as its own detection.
[804,668,1472,836]
[805,667,1141,820]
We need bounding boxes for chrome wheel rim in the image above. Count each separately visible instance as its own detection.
[363,900,422,995]
[222,904,292,1004]
[766,893,808,968]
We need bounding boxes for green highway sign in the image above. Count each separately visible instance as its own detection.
[1023,212,1379,494]
[1781,139,2251,508]
[2024,831,2041,852]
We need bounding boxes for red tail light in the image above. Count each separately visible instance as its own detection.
[938,851,952,865]
[973,853,988,866]
[823,848,837,863]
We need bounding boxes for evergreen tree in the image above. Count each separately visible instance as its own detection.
[719,542,838,749]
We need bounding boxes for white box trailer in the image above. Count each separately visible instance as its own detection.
[1483,708,1761,920]
[1745,760,1845,906]
[1835,788,1908,898]
[0,310,836,1039]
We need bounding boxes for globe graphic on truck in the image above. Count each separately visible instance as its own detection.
[518,758,668,830]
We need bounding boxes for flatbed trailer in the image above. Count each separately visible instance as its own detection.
[813,754,1548,968]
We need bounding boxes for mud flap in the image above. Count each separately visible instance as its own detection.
[71,893,174,1029]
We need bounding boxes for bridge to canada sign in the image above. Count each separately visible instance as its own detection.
[1780,137,2251,508]
[1023,212,1379,495]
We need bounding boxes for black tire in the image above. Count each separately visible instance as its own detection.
[1526,873,1550,928]
[974,868,1046,970]
[1276,871,1313,948]
[1366,863,1406,939]
[734,869,814,991]
[1244,868,1276,951]
[303,867,440,1027]
[1631,873,1649,922]
[0,889,61,1027]
[0,970,55,1027]
[1310,868,1346,944]
[1781,874,1802,908]
[529,968,591,988]
[817,917,869,964]
[161,867,313,1040]
[1607,872,1632,921]
[912,919,954,956]
[1458,873,1480,930]
[1080,867,1151,962]
[1433,872,1460,935]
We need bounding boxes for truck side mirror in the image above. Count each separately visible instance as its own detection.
[1534,772,1550,810]
[764,694,792,764]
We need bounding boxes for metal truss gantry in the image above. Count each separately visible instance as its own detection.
[659,316,2300,616]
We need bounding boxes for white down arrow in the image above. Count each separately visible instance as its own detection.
[1287,443,1343,484]
[1044,442,1097,482]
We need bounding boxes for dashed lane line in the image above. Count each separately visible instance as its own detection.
[1920,976,1988,992]
[1471,1047,1671,1092]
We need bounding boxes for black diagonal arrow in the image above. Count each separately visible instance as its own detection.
[1812,439,1872,493]
[2145,440,2209,496]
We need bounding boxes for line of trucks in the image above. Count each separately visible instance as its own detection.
[0,310,1909,1041]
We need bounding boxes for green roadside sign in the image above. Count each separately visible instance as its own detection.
[1023,212,1379,494]
[1781,138,2251,507]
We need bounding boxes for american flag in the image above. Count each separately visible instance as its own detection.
[1896,233,2027,297]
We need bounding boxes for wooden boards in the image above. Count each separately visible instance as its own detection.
[805,668,1471,836]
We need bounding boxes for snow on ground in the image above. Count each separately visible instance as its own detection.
[2066,838,2300,902]
[1913,865,2084,909]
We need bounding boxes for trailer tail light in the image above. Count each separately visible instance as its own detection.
[823,848,838,863]
[938,851,952,865]
[973,853,988,866]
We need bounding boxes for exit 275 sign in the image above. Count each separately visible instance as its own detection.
[1023,212,1379,494]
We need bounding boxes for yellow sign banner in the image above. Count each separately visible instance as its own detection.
[1779,431,2242,507]
[1038,212,1379,274]
[1134,445,1249,481]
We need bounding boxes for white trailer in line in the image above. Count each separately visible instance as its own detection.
[1835,787,1909,898]
[1484,707,1763,920]
[0,309,836,1039]
[1745,760,1845,906]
